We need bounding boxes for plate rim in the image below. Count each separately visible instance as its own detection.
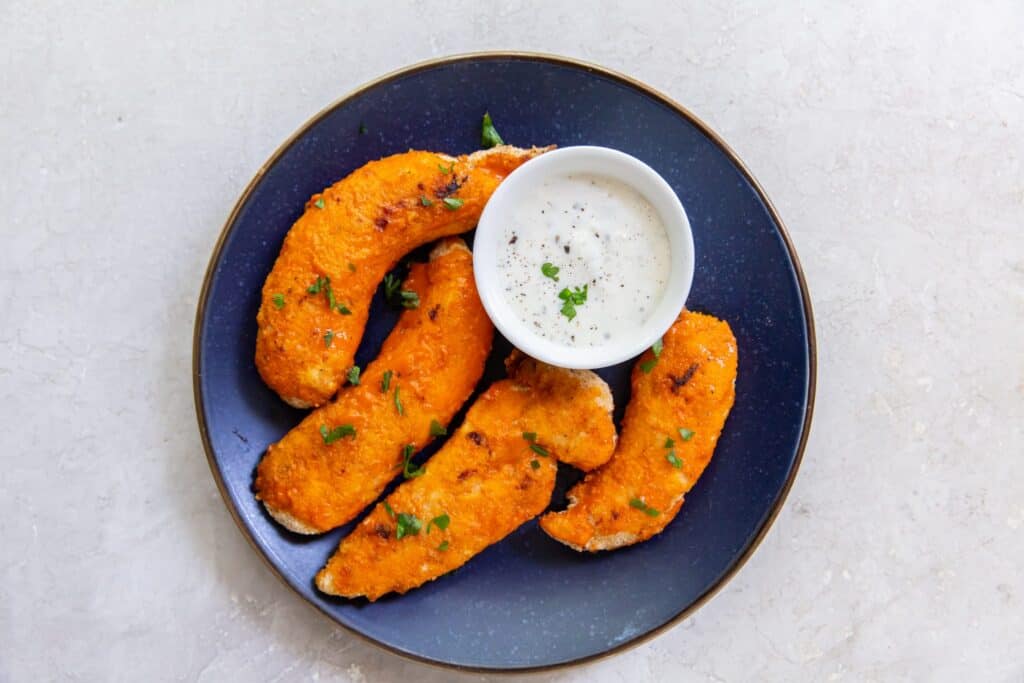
[191,50,818,674]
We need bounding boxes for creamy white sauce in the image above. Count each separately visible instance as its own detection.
[496,173,671,348]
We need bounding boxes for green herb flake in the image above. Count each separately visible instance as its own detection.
[271,293,285,309]
[381,369,393,393]
[640,359,657,374]
[666,451,683,469]
[382,501,396,519]
[401,443,424,479]
[629,497,660,517]
[664,437,675,448]
[346,365,361,386]
[429,419,447,437]
[426,513,450,534]
[442,197,464,211]
[438,162,453,175]
[337,302,352,315]
[348,262,357,272]
[314,198,325,209]
[324,330,334,348]
[383,273,401,300]
[394,386,403,415]
[530,459,540,470]
[319,423,356,444]
[541,262,560,281]
[522,431,537,442]
[437,540,450,551]
[529,443,549,457]
[399,289,420,309]
[308,276,326,294]
[420,195,434,207]
[679,427,695,442]
[395,512,422,539]
[480,111,504,148]
[557,284,588,320]
[652,337,664,358]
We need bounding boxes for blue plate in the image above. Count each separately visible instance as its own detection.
[194,53,815,672]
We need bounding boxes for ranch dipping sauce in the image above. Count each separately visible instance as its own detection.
[496,173,672,348]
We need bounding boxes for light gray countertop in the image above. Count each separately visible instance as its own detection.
[2,2,1021,681]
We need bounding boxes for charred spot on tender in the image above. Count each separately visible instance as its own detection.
[373,523,391,539]
[374,205,397,230]
[517,475,532,491]
[374,216,389,230]
[457,468,477,481]
[416,182,425,191]
[466,431,486,447]
[428,304,441,321]
[434,175,467,199]
[611,509,620,520]
[668,363,700,394]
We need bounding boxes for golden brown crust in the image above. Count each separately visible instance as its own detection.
[256,145,551,407]
[539,310,738,552]
[315,355,616,601]
[254,239,493,533]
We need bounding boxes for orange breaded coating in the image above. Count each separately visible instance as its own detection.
[254,239,493,534]
[256,145,551,408]
[540,311,737,551]
[315,353,616,601]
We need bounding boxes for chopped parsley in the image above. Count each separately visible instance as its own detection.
[437,540,450,551]
[401,443,424,478]
[529,443,549,457]
[664,437,675,448]
[395,512,422,539]
[347,262,357,272]
[541,262,560,281]
[652,337,664,357]
[629,497,660,517]
[383,273,419,309]
[522,431,537,442]
[530,459,540,470]
[271,293,285,309]
[666,451,683,469]
[314,198,325,209]
[679,427,695,441]
[558,285,588,320]
[394,386,403,415]
[426,513,450,534]
[346,365,360,386]
[438,162,453,175]
[397,289,420,309]
[323,330,334,348]
[442,197,464,211]
[308,275,351,314]
[381,369,393,393]
[429,419,447,437]
[640,358,658,374]
[420,195,434,207]
[480,112,504,148]
[382,501,396,519]
[319,423,356,444]
[383,273,401,299]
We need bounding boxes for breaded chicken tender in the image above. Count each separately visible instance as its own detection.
[256,145,551,408]
[254,239,493,534]
[540,311,737,551]
[315,352,616,601]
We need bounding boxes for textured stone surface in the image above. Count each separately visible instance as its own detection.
[1,1,1021,681]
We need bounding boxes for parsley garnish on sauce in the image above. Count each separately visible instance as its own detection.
[437,540,450,551]
[420,195,434,207]
[324,330,334,348]
[395,512,422,539]
[558,285,588,320]
[629,497,661,517]
[522,432,537,442]
[481,112,504,148]
[319,424,356,444]
[679,427,695,441]
[442,197,464,211]
[401,443,424,478]
[666,451,683,469]
[426,513,450,534]
[529,443,549,457]
[381,370,393,393]
[541,262,560,281]
[664,437,675,448]
[308,275,351,315]
[429,419,447,437]
[394,386,403,415]
[346,365,360,386]
[314,198,325,209]
[271,293,285,309]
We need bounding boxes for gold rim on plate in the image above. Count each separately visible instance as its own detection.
[192,51,817,674]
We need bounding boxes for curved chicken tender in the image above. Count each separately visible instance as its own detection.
[540,311,737,552]
[315,352,616,601]
[257,145,551,408]
[254,239,493,534]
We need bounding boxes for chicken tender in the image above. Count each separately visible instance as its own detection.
[540,311,737,551]
[315,352,616,601]
[254,239,493,534]
[256,145,551,408]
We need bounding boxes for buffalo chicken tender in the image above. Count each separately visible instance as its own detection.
[254,239,493,534]
[315,352,616,601]
[540,310,737,551]
[256,145,552,408]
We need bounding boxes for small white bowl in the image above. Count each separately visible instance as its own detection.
[474,146,695,369]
